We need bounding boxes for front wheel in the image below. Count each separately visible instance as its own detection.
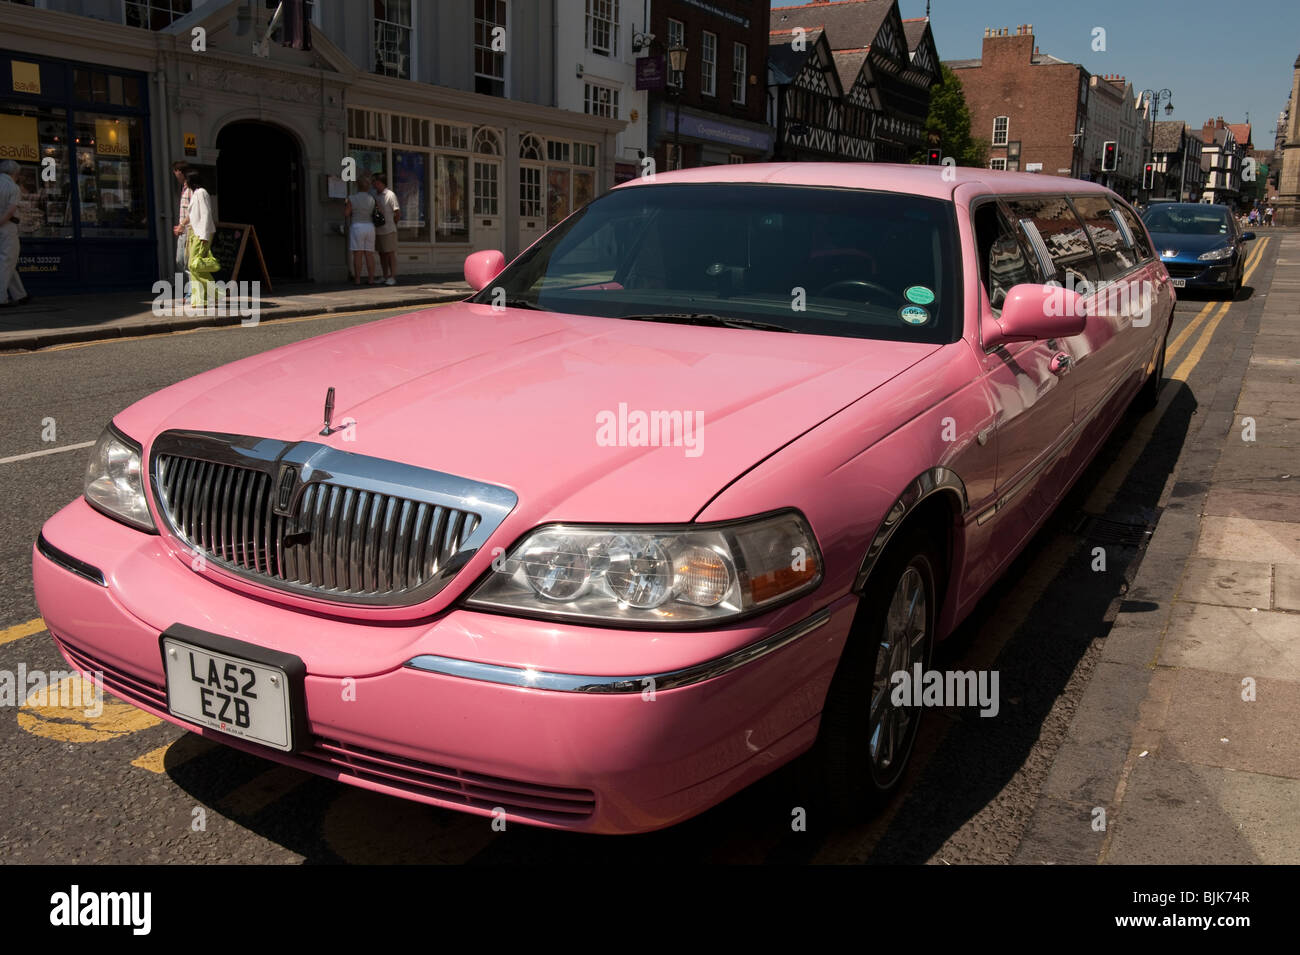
[815,526,940,816]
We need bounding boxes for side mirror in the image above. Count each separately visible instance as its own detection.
[983,283,1086,349]
[464,250,506,291]
[1242,231,1256,241]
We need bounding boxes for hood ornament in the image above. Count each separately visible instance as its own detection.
[320,386,339,435]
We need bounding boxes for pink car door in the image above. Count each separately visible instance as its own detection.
[971,198,1077,528]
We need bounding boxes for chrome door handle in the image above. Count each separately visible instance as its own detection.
[1049,352,1071,375]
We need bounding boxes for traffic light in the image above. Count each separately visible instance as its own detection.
[927,148,942,165]
[1102,141,1117,172]
[1143,163,1155,189]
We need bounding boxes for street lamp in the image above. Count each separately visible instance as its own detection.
[668,44,688,170]
[1142,88,1174,202]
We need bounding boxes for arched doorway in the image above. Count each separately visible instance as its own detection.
[215,121,305,279]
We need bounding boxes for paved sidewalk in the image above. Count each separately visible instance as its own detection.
[1018,233,1300,864]
[0,274,471,351]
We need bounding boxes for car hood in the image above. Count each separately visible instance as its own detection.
[1147,230,1233,257]
[117,303,941,524]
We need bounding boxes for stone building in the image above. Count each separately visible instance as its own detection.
[1275,55,1300,225]
[1,0,625,293]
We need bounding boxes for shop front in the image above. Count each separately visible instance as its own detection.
[652,104,774,168]
[1,49,155,293]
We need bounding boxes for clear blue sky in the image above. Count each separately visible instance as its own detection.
[785,0,1300,146]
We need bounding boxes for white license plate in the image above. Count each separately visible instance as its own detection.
[1171,278,1186,288]
[163,638,294,751]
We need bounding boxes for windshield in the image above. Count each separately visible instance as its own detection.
[472,183,961,343]
[1142,204,1232,237]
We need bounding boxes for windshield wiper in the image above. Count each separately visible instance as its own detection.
[618,312,794,332]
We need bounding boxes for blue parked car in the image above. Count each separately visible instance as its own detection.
[1141,202,1254,298]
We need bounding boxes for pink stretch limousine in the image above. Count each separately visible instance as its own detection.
[34,165,1173,833]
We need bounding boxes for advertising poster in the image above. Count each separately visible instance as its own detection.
[394,149,426,237]
[435,154,467,242]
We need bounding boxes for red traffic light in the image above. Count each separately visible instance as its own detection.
[927,148,942,165]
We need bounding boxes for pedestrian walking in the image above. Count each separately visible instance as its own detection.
[1265,205,1274,226]
[0,159,29,307]
[371,172,401,285]
[345,175,378,285]
[185,169,219,308]
[172,160,191,273]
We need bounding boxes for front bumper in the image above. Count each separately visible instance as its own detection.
[33,499,853,834]
[1161,258,1235,289]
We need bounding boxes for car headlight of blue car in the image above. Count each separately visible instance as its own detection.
[1197,245,1235,261]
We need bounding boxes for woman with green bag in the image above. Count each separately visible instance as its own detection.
[185,169,219,308]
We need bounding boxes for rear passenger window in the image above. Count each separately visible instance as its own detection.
[1006,197,1102,288]
[1109,199,1155,262]
[972,202,1039,311]
[1071,195,1136,278]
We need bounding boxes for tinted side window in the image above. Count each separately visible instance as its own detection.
[1110,199,1154,261]
[972,202,1039,311]
[1071,195,1136,279]
[1007,196,1102,287]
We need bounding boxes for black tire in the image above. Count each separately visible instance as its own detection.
[815,524,942,818]
[1136,332,1166,412]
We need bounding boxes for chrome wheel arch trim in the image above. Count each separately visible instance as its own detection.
[851,467,967,594]
[403,607,832,693]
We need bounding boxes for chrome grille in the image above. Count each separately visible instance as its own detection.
[150,431,517,606]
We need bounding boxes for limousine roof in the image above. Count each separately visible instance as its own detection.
[615,162,1113,203]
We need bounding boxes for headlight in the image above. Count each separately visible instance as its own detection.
[1198,245,1234,261]
[466,511,822,626]
[84,425,155,532]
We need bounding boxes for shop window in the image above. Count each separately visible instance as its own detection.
[393,149,430,242]
[374,0,413,79]
[73,113,147,237]
[348,108,388,142]
[573,142,596,167]
[435,155,468,242]
[474,0,508,97]
[391,115,429,147]
[124,0,193,31]
[547,167,571,229]
[573,169,594,210]
[3,106,73,240]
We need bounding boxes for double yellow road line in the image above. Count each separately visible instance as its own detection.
[1166,237,1270,381]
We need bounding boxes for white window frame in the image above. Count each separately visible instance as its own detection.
[373,0,416,80]
[700,31,717,96]
[473,0,509,97]
[732,42,747,104]
[990,158,1007,170]
[519,164,543,218]
[124,0,194,30]
[992,116,1009,146]
[584,81,620,119]
[473,159,501,217]
[667,18,685,87]
[586,0,619,57]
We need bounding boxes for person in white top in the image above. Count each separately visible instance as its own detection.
[345,176,378,285]
[371,172,401,285]
[185,169,218,307]
[0,159,29,307]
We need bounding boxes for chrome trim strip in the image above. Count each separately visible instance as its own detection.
[36,534,106,587]
[403,608,833,693]
[149,430,518,606]
[852,467,967,593]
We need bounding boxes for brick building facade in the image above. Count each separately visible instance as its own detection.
[646,0,774,169]
[948,24,1089,180]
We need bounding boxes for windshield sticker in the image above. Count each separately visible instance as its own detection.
[904,286,935,305]
[899,306,930,326]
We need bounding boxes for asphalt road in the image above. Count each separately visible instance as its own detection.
[0,239,1281,863]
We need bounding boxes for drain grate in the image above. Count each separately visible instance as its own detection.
[1071,514,1155,546]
